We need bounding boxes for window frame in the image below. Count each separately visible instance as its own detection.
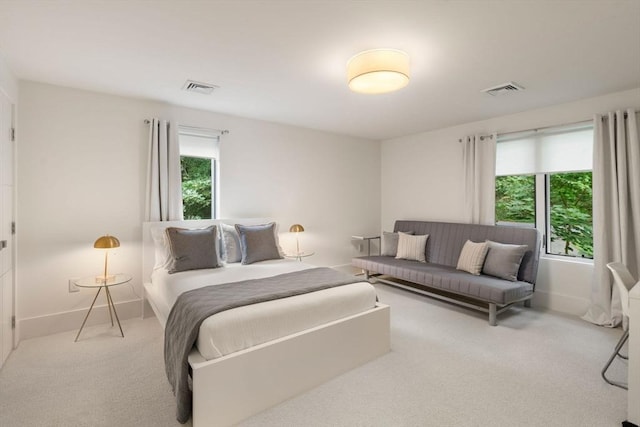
[177,126,221,220]
[495,123,594,262]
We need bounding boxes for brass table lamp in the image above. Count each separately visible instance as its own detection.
[94,234,120,282]
[289,224,304,255]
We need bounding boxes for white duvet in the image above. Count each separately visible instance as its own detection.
[148,259,377,360]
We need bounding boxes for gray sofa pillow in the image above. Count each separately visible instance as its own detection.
[381,230,414,256]
[165,226,221,274]
[235,222,283,265]
[482,240,528,281]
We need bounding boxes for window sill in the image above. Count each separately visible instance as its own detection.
[540,253,593,265]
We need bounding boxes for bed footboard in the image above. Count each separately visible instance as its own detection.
[188,303,390,427]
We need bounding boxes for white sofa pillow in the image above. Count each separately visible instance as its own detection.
[456,240,489,275]
[381,230,414,257]
[395,233,428,263]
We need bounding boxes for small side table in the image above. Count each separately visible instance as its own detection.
[73,274,131,342]
[352,235,381,256]
[285,252,315,262]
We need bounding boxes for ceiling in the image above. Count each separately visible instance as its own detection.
[1,0,639,140]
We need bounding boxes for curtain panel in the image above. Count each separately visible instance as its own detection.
[462,134,497,225]
[584,109,640,327]
[145,119,184,221]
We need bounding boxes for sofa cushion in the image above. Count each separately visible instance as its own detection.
[482,241,528,281]
[395,233,428,262]
[456,240,489,275]
[352,256,533,305]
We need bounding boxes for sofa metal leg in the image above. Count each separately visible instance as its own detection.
[489,303,497,326]
[364,270,370,280]
[524,299,532,308]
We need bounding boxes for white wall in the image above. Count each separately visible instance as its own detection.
[381,87,640,316]
[17,81,380,339]
[0,52,18,102]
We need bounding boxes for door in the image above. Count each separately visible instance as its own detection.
[0,90,15,368]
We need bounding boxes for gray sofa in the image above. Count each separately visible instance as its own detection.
[352,220,541,325]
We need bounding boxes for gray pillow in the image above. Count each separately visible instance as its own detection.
[235,222,283,265]
[220,223,242,263]
[482,240,528,281]
[381,230,414,257]
[165,226,221,274]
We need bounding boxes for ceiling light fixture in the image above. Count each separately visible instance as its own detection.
[347,49,410,94]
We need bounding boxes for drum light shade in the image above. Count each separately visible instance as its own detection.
[347,49,410,94]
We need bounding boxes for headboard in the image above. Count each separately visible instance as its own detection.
[142,218,271,284]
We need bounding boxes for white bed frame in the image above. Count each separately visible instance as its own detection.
[142,220,390,427]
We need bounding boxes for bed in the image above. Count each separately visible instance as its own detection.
[142,219,390,426]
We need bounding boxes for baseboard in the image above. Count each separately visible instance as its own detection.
[18,299,144,341]
[531,290,589,316]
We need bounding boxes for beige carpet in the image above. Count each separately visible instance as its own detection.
[0,283,629,427]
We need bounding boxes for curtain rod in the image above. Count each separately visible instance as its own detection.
[457,134,494,143]
[497,118,593,139]
[458,110,637,144]
[144,119,229,135]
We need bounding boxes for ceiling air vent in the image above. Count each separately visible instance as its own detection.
[481,81,525,96]
[182,80,218,95]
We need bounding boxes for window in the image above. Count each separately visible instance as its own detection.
[495,124,593,259]
[178,127,221,219]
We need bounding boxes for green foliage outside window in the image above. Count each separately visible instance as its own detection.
[181,156,212,219]
[549,172,593,258]
[495,172,593,258]
[495,175,535,225]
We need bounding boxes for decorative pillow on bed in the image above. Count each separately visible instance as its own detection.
[165,226,221,274]
[395,233,428,262]
[456,240,489,275]
[381,231,414,257]
[220,223,242,263]
[150,226,172,270]
[482,240,528,281]
[235,222,283,265]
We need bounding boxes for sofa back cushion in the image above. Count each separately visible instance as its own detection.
[393,220,540,284]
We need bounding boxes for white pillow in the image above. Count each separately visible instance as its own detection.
[456,240,489,275]
[395,233,428,262]
[220,223,242,263]
[381,231,414,257]
[150,226,171,270]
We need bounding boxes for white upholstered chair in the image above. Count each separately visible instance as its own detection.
[603,262,638,390]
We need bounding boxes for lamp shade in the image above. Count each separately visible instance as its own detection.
[94,235,120,249]
[347,49,410,94]
[289,224,305,233]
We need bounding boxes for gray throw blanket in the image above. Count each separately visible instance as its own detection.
[164,267,362,424]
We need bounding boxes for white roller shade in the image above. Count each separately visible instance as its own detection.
[178,126,222,158]
[496,124,593,176]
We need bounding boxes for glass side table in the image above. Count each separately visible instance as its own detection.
[351,235,381,256]
[73,273,131,342]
